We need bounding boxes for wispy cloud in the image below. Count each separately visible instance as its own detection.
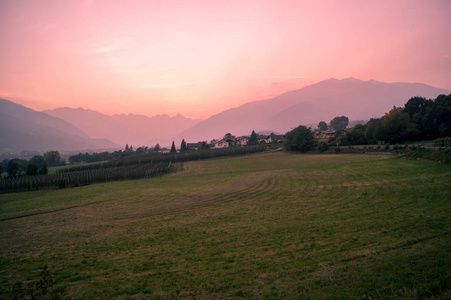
[258,75,308,79]
[139,83,195,89]
[85,38,130,54]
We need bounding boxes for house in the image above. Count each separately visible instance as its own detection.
[211,139,229,149]
[266,133,285,144]
[257,135,267,143]
[315,129,347,140]
[236,136,249,147]
[315,130,335,140]
[187,142,206,150]
[224,138,236,147]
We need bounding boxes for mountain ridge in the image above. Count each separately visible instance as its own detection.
[175,78,451,142]
[0,99,119,152]
[43,107,201,147]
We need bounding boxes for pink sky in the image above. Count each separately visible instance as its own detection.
[1,0,450,119]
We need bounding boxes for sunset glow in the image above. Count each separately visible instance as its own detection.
[1,0,450,119]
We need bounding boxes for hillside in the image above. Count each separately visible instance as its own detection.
[0,99,118,152]
[176,78,451,141]
[43,108,201,147]
[1,152,449,298]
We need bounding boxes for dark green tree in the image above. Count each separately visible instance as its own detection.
[318,121,328,131]
[180,139,187,152]
[317,141,329,153]
[284,125,316,152]
[248,130,259,145]
[154,144,161,152]
[30,155,46,169]
[26,163,39,175]
[375,107,418,142]
[170,141,176,153]
[39,163,48,175]
[347,124,367,145]
[223,133,235,140]
[364,118,382,144]
[7,159,23,178]
[135,147,145,154]
[330,116,349,130]
[44,151,63,167]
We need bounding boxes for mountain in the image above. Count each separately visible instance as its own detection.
[0,99,118,152]
[175,78,451,142]
[43,108,201,147]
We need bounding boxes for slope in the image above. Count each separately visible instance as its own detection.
[0,99,118,152]
[176,78,451,141]
[43,108,201,147]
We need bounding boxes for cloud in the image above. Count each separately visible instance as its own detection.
[258,75,308,79]
[85,38,130,54]
[139,83,195,89]
[442,54,451,58]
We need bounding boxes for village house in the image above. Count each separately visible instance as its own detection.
[236,136,249,146]
[211,139,229,149]
[315,129,348,140]
[266,133,285,144]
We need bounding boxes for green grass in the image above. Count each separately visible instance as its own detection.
[0,152,450,299]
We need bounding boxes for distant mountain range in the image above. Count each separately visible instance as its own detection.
[175,78,451,142]
[1,78,449,153]
[43,108,201,147]
[0,99,118,152]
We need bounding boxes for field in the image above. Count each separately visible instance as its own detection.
[0,152,450,299]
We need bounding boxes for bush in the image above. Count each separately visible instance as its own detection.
[284,125,316,152]
[434,137,451,147]
[317,141,329,153]
[58,179,67,189]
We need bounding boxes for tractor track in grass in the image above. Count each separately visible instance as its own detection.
[125,173,278,219]
[0,199,112,222]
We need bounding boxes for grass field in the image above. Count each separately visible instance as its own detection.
[0,152,450,299]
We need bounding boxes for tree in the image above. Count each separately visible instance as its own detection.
[180,139,187,152]
[318,121,328,131]
[39,163,48,175]
[283,125,316,152]
[347,124,367,145]
[317,141,328,153]
[26,163,39,175]
[248,130,259,145]
[30,155,46,169]
[7,159,23,178]
[330,116,349,130]
[170,141,176,153]
[154,144,161,152]
[135,147,145,154]
[375,107,418,143]
[44,151,63,167]
[223,133,235,140]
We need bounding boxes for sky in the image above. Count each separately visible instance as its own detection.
[0,0,450,120]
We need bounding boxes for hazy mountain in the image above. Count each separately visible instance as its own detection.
[43,108,201,147]
[0,99,118,152]
[176,78,451,142]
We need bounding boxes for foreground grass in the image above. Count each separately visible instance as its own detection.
[0,152,450,299]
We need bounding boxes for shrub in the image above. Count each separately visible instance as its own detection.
[317,141,329,153]
[284,125,316,152]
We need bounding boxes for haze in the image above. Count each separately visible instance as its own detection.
[1,0,450,119]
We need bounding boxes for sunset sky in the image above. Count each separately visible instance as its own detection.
[1,0,450,119]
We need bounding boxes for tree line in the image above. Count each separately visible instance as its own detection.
[1,151,66,178]
[284,94,451,151]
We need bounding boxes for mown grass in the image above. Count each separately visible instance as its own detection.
[0,152,450,299]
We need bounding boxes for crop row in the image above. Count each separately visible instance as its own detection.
[57,146,265,173]
[0,161,171,192]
